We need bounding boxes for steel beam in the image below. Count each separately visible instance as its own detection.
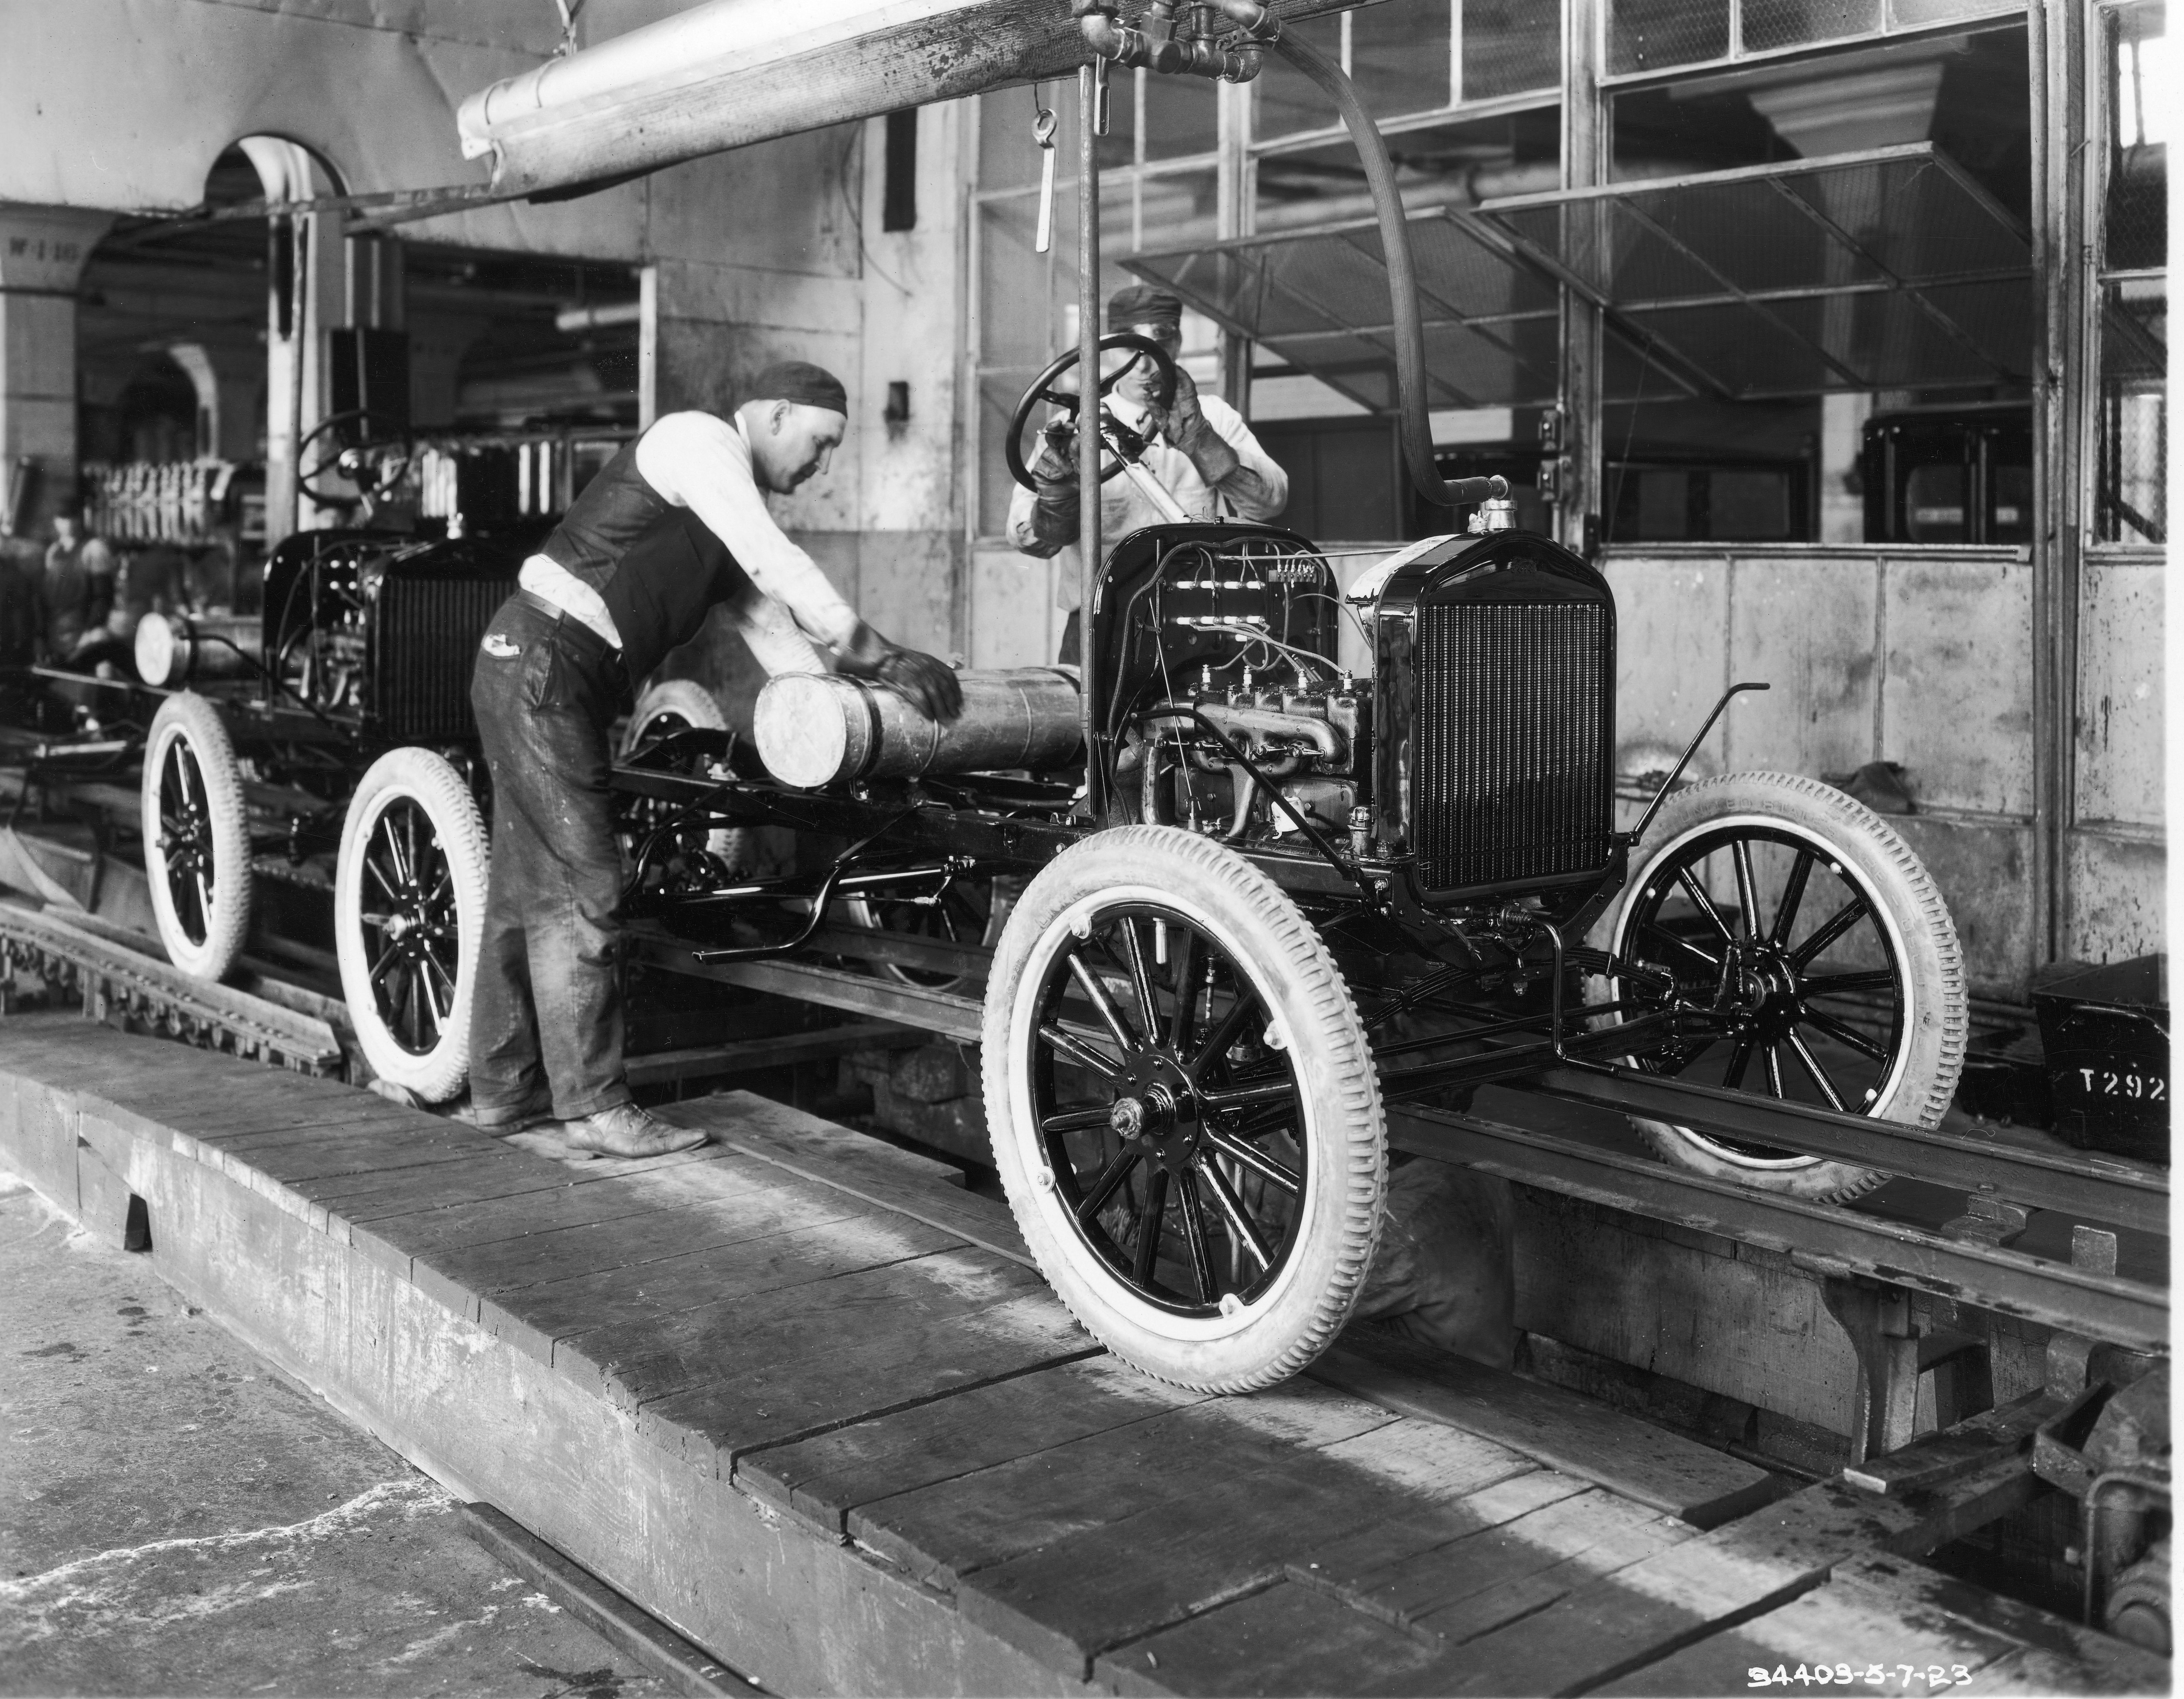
[1519,1064,2168,1236]
[1389,1104,2167,1354]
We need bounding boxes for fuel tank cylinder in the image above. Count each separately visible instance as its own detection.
[133,613,263,688]
[753,667,1081,789]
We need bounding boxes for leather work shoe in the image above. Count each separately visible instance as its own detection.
[562,1103,710,1160]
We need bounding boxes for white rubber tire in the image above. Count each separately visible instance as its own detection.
[622,678,747,871]
[335,747,489,1103]
[982,825,1386,1391]
[1609,771,1967,1201]
[141,691,253,981]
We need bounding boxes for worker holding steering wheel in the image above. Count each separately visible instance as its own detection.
[1006,284,1288,663]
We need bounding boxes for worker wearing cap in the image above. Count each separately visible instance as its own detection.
[466,360,962,1159]
[1007,284,1287,662]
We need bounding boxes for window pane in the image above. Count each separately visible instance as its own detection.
[2106,1,2170,271]
[1607,0,1731,74]
[1462,0,1560,99]
[1742,0,1883,54]
[2097,279,2167,545]
[1145,68,1219,160]
[1352,0,1453,120]
[1139,168,1220,250]
[1256,109,1556,232]
[1253,14,1344,139]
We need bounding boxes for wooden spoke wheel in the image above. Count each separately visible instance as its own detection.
[1605,771,1966,1201]
[982,826,1384,1391]
[141,691,253,981]
[620,679,748,881]
[335,748,488,1102]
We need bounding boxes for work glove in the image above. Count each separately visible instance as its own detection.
[1150,367,1239,484]
[1028,423,1081,549]
[838,620,965,723]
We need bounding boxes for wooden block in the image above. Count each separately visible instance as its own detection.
[1311,1330,1783,1528]
[1374,1480,1932,1697]
[1955,1643,2173,1695]
[956,1419,1541,1676]
[1095,1580,1448,1698]
[480,1209,961,1365]
[1594,1571,2020,1696]
[340,1179,688,1285]
[243,1138,530,1194]
[1405,1495,1691,1646]
[304,1154,579,1220]
[562,1244,1048,1411]
[1290,1467,1589,1604]
[642,1285,1095,1476]
[425,1176,890,1305]
[848,1380,1399,1592]
[1830,1554,2173,1694]
[740,1354,1209,1535]
[701,1090,1032,1267]
[1326,1482,1680,1631]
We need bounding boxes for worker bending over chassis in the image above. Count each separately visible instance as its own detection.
[467,360,964,1159]
[1007,285,1287,662]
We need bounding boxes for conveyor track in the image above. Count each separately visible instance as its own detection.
[632,930,2169,1354]
[0,901,344,1075]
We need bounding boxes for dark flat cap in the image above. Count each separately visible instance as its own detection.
[1106,283,1183,336]
[744,359,848,415]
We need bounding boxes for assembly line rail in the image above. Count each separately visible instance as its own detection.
[631,928,2171,1359]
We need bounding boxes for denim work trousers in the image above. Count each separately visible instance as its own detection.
[467,593,633,1125]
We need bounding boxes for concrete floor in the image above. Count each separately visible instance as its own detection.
[0,1172,681,1698]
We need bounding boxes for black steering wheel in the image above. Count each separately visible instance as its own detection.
[1006,332,1180,491]
[297,407,414,513]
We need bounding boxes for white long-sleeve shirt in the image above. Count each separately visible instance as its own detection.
[1005,392,1288,611]
[520,411,857,677]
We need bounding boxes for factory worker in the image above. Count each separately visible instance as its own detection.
[466,359,962,1159]
[1006,284,1288,662]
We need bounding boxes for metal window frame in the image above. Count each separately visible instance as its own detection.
[1471,141,2036,399]
[1122,203,1566,412]
[1596,1,2027,90]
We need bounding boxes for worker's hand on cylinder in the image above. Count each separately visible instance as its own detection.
[838,620,965,723]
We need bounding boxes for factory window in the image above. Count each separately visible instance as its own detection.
[1573,18,2035,544]
[2094,0,2168,547]
[1604,0,2024,80]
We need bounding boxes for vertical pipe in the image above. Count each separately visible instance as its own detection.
[286,215,309,540]
[1558,0,1604,558]
[2028,0,2087,976]
[1078,60,1106,817]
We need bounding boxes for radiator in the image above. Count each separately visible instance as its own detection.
[368,574,513,744]
[1411,598,1613,893]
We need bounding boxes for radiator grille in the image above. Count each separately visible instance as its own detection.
[1413,599,1612,892]
[369,575,513,744]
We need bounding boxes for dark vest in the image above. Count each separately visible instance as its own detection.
[539,432,754,680]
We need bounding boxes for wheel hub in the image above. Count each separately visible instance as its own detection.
[1113,1053,1201,1172]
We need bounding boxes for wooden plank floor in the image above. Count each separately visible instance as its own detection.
[0,1014,2164,1697]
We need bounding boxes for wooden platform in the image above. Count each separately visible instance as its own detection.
[0,1014,2164,1697]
